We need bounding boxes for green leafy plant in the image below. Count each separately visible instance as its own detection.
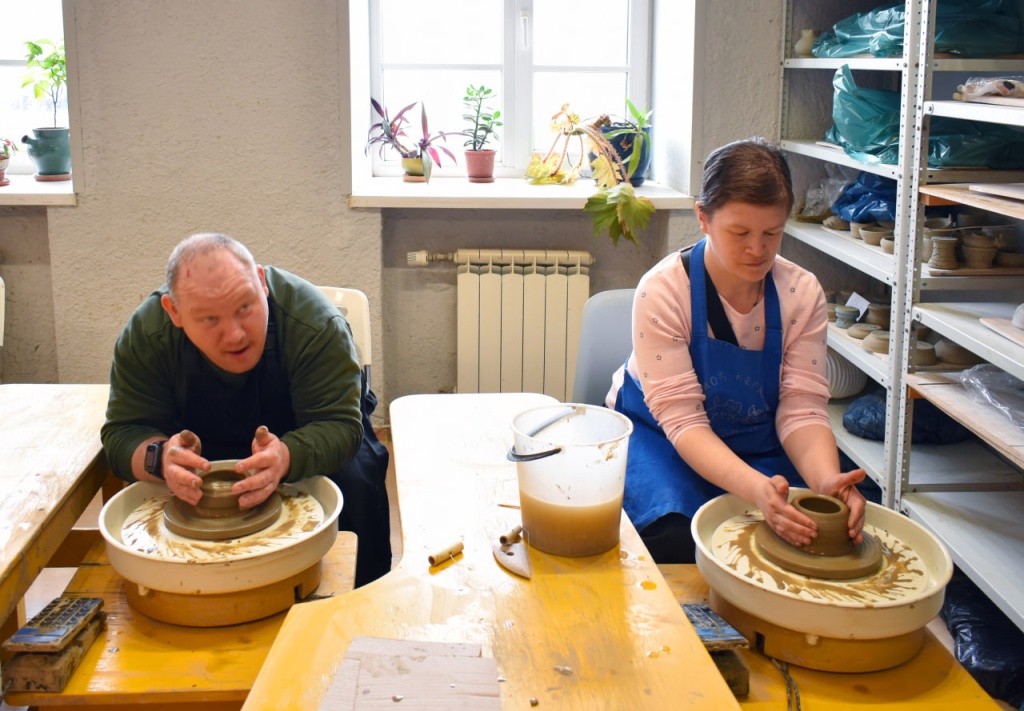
[527,103,654,247]
[22,39,67,128]
[596,98,652,183]
[462,84,502,152]
[1,138,19,159]
[367,98,462,180]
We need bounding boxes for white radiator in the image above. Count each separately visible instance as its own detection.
[408,249,593,401]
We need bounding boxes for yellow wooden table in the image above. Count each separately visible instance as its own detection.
[243,393,740,710]
[658,565,1001,709]
[4,533,357,710]
[0,384,113,635]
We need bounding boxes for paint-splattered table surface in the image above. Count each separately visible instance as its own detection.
[243,392,739,710]
[0,384,111,627]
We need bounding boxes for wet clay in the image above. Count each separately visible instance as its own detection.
[753,492,883,580]
[163,464,282,540]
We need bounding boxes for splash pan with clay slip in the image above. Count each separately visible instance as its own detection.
[100,475,342,597]
[692,490,952,671]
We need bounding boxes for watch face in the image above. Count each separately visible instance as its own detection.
[145,441,163,477]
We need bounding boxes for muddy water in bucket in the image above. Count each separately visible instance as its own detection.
[509,404,633,556]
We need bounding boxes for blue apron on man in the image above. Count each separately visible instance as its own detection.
[615,237,800,534]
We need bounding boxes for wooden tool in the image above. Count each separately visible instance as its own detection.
[492,541,531,579]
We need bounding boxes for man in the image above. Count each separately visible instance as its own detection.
[102,232,391,587]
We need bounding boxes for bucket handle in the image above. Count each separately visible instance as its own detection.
[507,445,562,462]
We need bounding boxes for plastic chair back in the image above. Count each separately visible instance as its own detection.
[317,286,372,384]
[571,289,635,405]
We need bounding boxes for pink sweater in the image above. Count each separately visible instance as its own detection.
[608,250,831,447]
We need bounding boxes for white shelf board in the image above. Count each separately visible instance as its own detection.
[827,322,889,387]
[785,220,895,284]
[0,174,76,206]
[348,177,694,210]
[907,372,1024,471]
[829,400,885,488]
[913,302,1024,382]
[932,58,1024,72]
[783,57,904,71]
[901,490,1024,632]
[780,140,900,180]
[831,400,1021,492]
[925,100,1024,128]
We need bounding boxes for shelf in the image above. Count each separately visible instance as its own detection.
[785,220,895,284]
[780,140,900,180]
[932,57,1024,72]
[920,183,1024,221]
[901,490,1024,632]
[783,57,904,71]
[829,400,1017,492]
[907,372,1024,471]
[925,100,1024,128]
[347,177,694,209]
[0,174,76,206]
[913,302,1024,382]
[827,322,889,387]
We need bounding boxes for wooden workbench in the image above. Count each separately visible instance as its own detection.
[243,393,740,710]
[4,532,357,709]
[0,384,113,636]
[659,565,1001,709]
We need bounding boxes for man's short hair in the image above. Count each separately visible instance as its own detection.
[166,233,257,301]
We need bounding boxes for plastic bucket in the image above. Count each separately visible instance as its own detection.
[508,404,633,556]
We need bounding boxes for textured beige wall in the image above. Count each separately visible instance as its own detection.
[0,0,784,421]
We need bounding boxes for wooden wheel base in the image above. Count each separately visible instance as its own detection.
[125,559,323,627]
[709,588,925,673]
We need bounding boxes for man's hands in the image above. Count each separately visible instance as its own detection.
[163,429,208,505]
[157,426,290,509]
[233,425,291,509]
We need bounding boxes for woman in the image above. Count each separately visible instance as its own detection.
[610,137,866,564]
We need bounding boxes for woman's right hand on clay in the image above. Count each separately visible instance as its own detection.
[754,474,817,548]
[163,429,209,505]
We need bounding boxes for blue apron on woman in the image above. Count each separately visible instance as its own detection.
[615,237,800,532]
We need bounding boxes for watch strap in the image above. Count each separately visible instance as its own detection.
[144,440,165,480]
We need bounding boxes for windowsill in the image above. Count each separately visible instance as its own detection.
[0,173,76,206]
[348,176,694,210]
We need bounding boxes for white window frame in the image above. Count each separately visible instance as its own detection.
[365,0,651,179]
[345,0,701,206]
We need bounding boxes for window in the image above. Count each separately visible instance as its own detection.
[0,0,67,175]
[366,0,651,179]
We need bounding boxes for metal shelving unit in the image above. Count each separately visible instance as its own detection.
[783,0,1024,633]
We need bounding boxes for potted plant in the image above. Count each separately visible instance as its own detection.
[527,103,654,246]
[366,98,461,183]
[594,98,652,186]
[21,38,71,181]
[0,138,18,186]
[462,84,502,183]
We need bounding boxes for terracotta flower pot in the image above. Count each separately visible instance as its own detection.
[464,149,496,183]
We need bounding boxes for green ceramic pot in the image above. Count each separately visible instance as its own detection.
[21,127,71,177]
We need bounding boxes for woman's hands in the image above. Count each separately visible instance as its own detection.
[756,468,868,547]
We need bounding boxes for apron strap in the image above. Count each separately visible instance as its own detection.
[681,242,738,347]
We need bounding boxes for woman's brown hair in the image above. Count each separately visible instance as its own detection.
[697,137,794,219]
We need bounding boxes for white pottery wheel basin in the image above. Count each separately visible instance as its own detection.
[100,476,342,595]
[692,491,952,640]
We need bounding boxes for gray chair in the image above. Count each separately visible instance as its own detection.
[571,288,636,405]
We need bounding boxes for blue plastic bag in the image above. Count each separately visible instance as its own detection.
[831,173,897,224]
[814,0,1024,58]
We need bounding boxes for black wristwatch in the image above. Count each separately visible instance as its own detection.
[144,440,165,480]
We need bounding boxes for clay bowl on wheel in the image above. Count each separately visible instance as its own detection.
[163,460,283,541]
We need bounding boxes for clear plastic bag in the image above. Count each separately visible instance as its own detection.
[956,76,1024,100]
[797,163,859,222]
[959,364,1024,430]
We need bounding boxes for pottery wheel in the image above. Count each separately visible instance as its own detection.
[753,522,883,580]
